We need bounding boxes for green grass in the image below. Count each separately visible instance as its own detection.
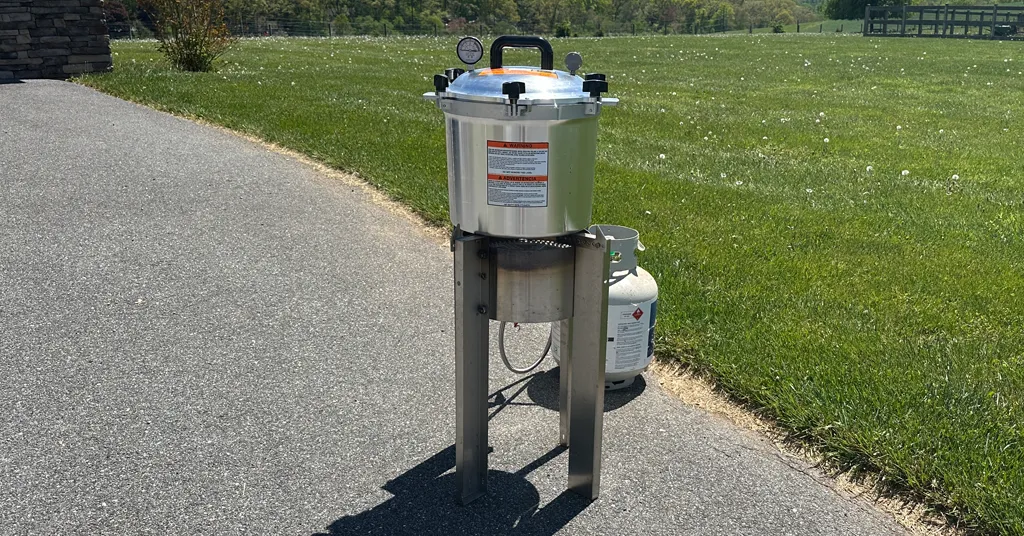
[79,35,1024,534]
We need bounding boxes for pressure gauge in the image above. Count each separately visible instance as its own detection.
[565,52,583,75]
[456,36,484,66]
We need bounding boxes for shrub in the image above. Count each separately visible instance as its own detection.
[772,23,785,33]
[142,0,233,72]
[555,20,572,37]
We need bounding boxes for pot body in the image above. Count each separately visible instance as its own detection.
[442,103,600,238]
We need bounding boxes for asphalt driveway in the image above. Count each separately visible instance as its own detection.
[0,80,906,535]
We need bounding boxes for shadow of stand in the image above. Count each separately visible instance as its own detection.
[315,368,645,535]
[314,444,591,536]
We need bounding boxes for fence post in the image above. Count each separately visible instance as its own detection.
[797,21,800,32]
[901,4,907,36]
[991,4,997,39]
[918,7,923,35]
[942,4,949,35]
[434,23,438,36]
[840,23,844,32]
[632,23,635,36]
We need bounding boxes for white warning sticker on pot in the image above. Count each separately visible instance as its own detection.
[486,141,548,207]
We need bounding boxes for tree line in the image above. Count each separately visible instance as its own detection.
[105,0,825,37]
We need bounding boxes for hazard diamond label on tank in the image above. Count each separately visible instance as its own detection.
[632,308,644,320]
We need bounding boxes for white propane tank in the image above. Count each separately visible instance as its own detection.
[552,225,658,390]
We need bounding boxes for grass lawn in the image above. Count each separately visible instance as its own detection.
[79,34,1024,534]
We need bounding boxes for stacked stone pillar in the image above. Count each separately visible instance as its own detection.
[0,0,112,80]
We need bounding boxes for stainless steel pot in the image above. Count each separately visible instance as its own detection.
[425,36,617,238]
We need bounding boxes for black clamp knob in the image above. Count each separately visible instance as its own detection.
[585,73,606,81]
[582,79,608,98]
[433,74,449,92]
[445,68,465,81]
[502,81,526,101]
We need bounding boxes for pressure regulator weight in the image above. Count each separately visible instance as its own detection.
[456,36,484,66]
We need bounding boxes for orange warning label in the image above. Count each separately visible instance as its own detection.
[478,68,558,78]
[486,139,549,208]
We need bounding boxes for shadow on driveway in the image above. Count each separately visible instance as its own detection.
[314,370,645,535]
[313,444,591,536]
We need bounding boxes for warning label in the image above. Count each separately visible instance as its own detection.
[486,141,548,207]
[608,302,653,373]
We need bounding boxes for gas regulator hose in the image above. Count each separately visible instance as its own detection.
[498,321,552,374]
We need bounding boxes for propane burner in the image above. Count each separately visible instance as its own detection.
[490,238,575,323]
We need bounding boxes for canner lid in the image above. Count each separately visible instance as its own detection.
[446,66,590,104]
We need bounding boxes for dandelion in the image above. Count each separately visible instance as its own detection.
[815,119,821,124]
[763,136,768,140]
[721,173,728,179]
[645,210,652,215]
[819,112,825,118]
[660,108,666,113]
[824,138,830,143]
[952,174,959,180]
[939,129,945,134]
[901,170,910,176]
[703,136,708,141]
[806,188,814,193]
[658,154,666,159]
[866,165,874,173]
[735,181,743,186]
[896,125,902,131]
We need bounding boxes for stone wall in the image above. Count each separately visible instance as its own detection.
[0,0,112,80]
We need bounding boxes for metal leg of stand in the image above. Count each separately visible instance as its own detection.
[558,318,572,447]
[454,233,490,505]
[567,231,610,500]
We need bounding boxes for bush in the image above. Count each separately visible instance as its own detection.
[555,20,572,37]
[772,23,785,33]
[142,0,233,72]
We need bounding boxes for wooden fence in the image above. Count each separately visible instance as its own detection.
[864,4,1024,39]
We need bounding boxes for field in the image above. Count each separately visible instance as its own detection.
[79,35,1024,534]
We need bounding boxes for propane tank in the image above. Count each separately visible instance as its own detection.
[552,225,658,389]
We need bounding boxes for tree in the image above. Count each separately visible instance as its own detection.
[103,0,131,23]
[823,0,896,20]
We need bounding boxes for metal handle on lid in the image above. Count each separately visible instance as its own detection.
[489,35,554,70]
